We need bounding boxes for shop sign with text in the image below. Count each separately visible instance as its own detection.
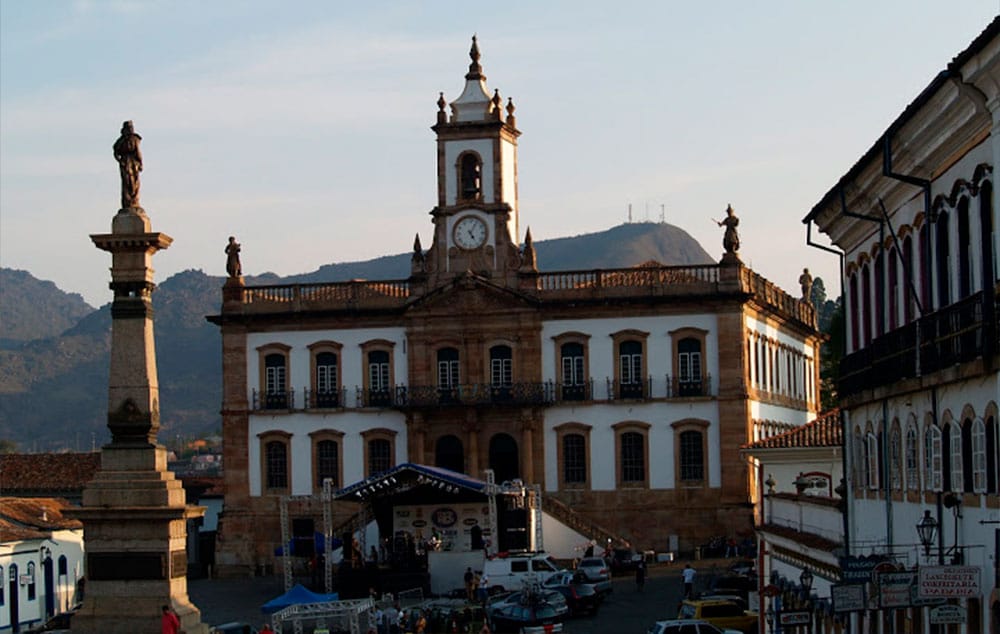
[917,566,980,599]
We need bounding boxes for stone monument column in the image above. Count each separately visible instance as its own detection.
[67,122,207,634]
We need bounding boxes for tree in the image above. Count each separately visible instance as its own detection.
[819,298,844,411]
[0,439,18,454]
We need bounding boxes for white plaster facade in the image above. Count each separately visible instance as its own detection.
[0,530,84,633]
[805,17,1000,634]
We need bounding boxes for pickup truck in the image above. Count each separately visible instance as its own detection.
[677,599,758,634]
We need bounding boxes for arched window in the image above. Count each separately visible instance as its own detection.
[437,347,460,404]
[459,153,482,200]
[563,434,586,484]
[560,341,587,401]
[924,423,942,492]
[866,431,879,489]
[987,413,999,495]
[263,352,289,409]
[554,422,591,489]
[368,438,391,477]
[887,247,899,330]
[362,428,397,477]
[874,249,885,337]
[489,433,519,483]
[265,440,288,491]
[27,561,36,601]
[367,349,391,405]
[490,345,513,402]
[438,347,460,386]
[942,421,962,492]
[618,340,644,399]
[919,223,931,309]
[903,234,915,323]
[317,439,339,488]
[58,555,67,576]
[889,425,902,491]
[849,273,860,351]
[979,181,996,285]
[679,430,705,482]
[935,211,951,308]
[314,351,339,408]
[621,432,645,484]
[677,337,703,396]
[957,197,972,298]
[972,418,986,493]
[0,564,4,606]
[905,423,919,491]
[435,435,465,474]
[853,426,864,487]
[861,264,872,346]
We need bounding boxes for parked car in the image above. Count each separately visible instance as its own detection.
[608,548,643,575]
[677,599,758,634]
[483,552,564,592]
[727,559,756,577]
[709,575,758,602]
[698,594,749,611]
[648,620,742,634]
[541,571,602,615]
[576,556,614,595]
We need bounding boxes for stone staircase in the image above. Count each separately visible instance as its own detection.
[541,494,626,548]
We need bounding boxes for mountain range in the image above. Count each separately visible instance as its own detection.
[0,222,716,451]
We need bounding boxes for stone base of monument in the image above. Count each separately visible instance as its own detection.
[67,445,208,634]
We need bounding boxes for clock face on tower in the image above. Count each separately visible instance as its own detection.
[453,215,488,250]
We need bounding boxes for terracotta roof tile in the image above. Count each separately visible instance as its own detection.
[0,497,82,542]
[743,409,842,450]
[0,452,100,492]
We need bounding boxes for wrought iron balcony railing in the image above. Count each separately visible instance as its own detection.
[394,383,555,408]
[839,289,998,397]
[248,373,718,413]
[304,388,347,409]
[252,389,295,411]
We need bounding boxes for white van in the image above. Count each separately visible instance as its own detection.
[482,552,564,592]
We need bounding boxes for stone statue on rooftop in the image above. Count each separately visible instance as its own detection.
[716,204,740,255]
[113,120,142,209]
[799,267,813,302]
[225,236,242,278]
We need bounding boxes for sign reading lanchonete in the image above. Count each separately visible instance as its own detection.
[918,566,981,598]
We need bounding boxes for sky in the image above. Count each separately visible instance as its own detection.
[2,2,998,309]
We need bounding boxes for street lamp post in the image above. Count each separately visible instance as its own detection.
[916,509,939,558]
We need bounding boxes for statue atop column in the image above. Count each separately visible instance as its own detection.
[225,236,242,278]
[717,204,740,255]
[113,120,142,209]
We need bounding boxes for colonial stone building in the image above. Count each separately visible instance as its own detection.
[209,37,822,576]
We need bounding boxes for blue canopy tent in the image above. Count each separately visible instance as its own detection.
[261,583,339,614]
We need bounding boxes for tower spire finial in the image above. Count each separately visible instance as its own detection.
[466,34,483,80]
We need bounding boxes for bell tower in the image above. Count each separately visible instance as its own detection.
[423,36,523,285]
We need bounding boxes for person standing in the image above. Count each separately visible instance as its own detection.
[478,572,490,604]
[160,605,180,634]
[682,563,696,598]
[635,558,646,592]
[464,566,475,601]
